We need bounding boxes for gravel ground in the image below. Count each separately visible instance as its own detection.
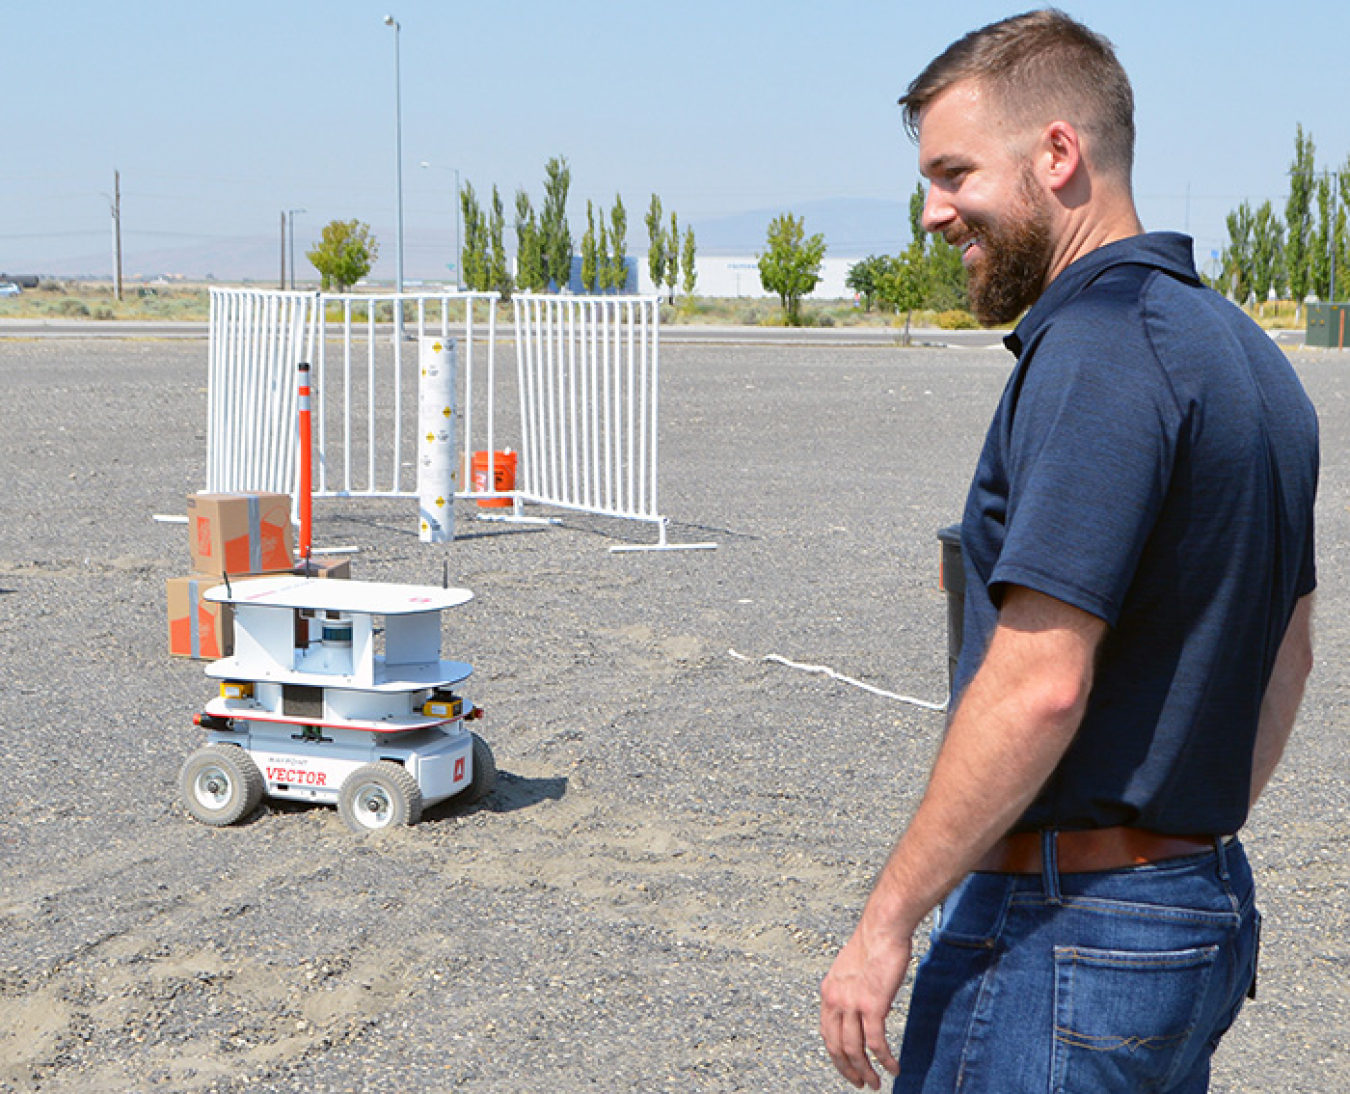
[0,336,1346,1093]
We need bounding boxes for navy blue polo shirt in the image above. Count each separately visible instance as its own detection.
[955,232,1318,835]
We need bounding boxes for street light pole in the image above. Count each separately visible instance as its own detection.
[384,14,405,320]
[420,161,461,289]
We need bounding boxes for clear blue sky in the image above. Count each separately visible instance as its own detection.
[4,0,1348,282]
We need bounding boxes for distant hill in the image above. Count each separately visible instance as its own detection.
[23,197,912,283]
[690,197,910,257]
[22,235,293,285]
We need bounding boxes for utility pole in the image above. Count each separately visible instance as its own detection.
[287,209,306,289]
[280,211,287,290]
[111,170,123,302]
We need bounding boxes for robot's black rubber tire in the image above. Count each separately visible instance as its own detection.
[180,744,265,827]
[338,762,423,833]
[459,732,497,806]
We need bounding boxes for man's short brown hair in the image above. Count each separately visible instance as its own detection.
[899,9,1135,179]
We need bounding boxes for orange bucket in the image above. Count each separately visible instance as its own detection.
[470,450,517,507]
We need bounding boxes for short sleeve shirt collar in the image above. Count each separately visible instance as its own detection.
[1004,232,1201,356]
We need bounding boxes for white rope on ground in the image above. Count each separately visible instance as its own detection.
[728,648,949,712]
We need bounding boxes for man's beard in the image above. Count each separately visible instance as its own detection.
[963,170,1054,326]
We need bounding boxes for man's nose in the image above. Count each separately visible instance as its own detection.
[921,185,953,234]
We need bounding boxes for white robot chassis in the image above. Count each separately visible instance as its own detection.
[179,575,495,834]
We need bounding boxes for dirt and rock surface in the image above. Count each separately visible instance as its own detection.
[0,336,1346,1093]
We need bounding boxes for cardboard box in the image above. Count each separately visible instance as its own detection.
[166,560,349,661]
[167,575,234,659]
[188,492,293,576]
[291,556,352,580]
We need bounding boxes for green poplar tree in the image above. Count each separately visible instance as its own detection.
[487,185,512,299]
[681,226,697,297]
[1310,176,1332,301]
[540,156,572,291]
[645,195,666,295]
[1285,125,1315,311]
[664,212,680,303]
[609,196,628,292]
[515,190,545,293]
[459,183,488,291]
[1250,200,1285,312]
[581,201,599,292]
[908,181,927,253]
[597,217,612,292]
[1336,159,1350,301]
[1223,201,1256,304]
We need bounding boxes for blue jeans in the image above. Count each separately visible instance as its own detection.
[895,835,1260,1094]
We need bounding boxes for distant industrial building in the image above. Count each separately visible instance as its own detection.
[633,255,854,299]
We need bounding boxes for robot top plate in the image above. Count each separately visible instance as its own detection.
[204,575,473,615]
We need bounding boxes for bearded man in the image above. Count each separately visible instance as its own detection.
[820,10,1319,1093]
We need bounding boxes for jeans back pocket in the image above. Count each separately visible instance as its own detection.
[1052,943,1219,1093]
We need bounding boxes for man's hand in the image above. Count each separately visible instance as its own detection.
[820,917,913,1089]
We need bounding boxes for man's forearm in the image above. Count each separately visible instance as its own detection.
[1250,594,1314,807]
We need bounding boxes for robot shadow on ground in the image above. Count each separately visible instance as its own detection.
[428,770,567,818]
[238,769,568,830]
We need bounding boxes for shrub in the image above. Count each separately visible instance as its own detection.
[934,309,979,330]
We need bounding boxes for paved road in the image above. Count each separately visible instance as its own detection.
[0,318,209,340]
[0,315,1312,349]
[0,317,986,346]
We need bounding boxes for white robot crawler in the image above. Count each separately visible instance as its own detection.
[179,574,496,834]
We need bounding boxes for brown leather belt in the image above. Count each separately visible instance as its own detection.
[976,826,1220,874]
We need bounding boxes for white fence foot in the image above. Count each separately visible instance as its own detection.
[609,518,718,553]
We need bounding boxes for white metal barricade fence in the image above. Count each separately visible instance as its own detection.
[310,292,501,503]
[206,288,713,550]
[513,294,679,549]
[208,287,500,512]
[207,288,319,498]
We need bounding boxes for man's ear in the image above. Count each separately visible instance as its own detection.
[1042,120,1082,194]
